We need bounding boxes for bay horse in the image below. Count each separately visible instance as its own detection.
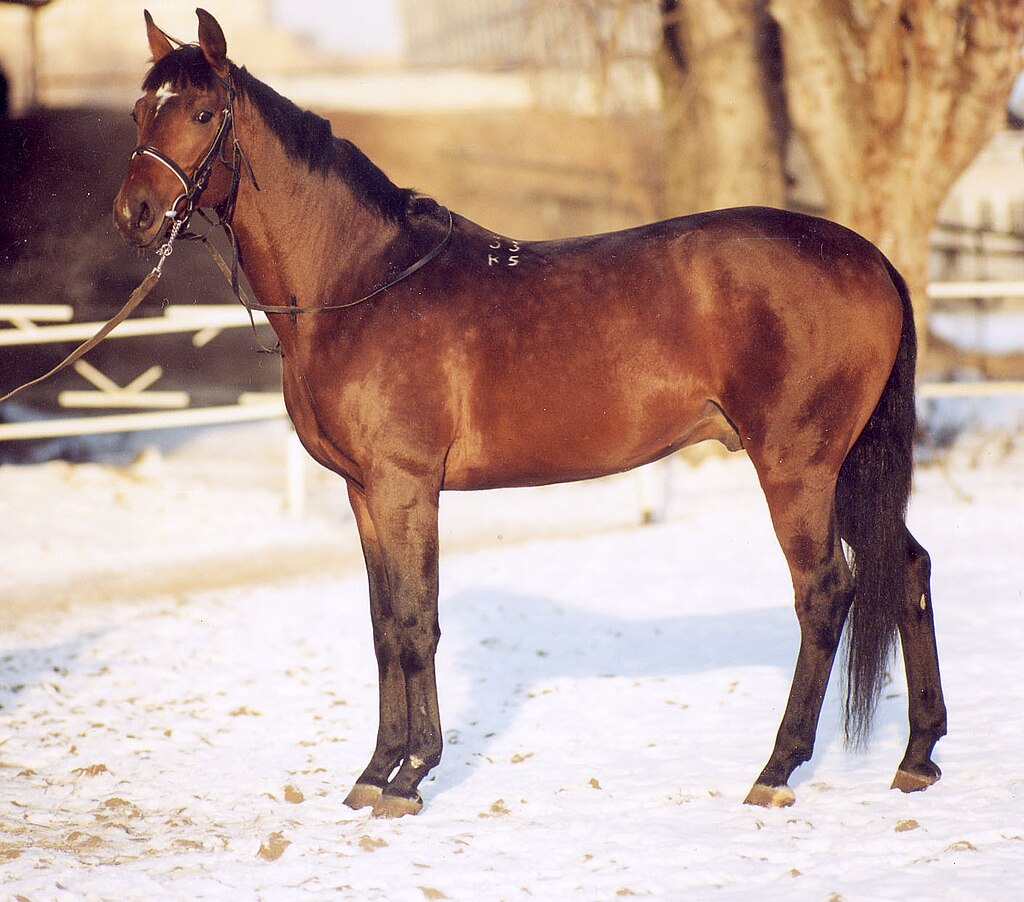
[113,10,945,818]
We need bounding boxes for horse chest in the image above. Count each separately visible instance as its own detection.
[280,363,368,484]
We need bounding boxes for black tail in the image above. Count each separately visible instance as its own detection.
[834,257,917,744]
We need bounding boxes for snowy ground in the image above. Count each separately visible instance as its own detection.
[1,421,1022,900]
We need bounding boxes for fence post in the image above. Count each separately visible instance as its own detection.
[285,427,307,518]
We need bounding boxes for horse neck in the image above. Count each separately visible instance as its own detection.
[226,104,406,317]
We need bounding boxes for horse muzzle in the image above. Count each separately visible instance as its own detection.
[113,178,177,248]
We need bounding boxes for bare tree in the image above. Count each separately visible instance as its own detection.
[522,0,658,113]
[656,0,788,214]
[771,0,1024,346]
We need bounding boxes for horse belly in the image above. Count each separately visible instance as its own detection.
[439,258,726,489]
[442,379,730,491]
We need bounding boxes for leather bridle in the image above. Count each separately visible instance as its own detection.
[131,109,229,225]
[130,72,256,235]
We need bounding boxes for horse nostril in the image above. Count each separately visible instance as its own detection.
[136,200,154,231]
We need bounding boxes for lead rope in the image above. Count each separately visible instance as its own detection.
[0,220,184,405]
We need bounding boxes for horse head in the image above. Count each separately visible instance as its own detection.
[113,9,235,247]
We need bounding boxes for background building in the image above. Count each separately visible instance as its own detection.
[0,0,324,114]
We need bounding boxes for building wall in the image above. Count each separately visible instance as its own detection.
[396,0,656,71]
[0,0,321,115]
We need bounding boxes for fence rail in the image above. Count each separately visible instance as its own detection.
[0,304,259,347]
[0,397,286,441]
[925,281,1024,301]
[0,300,306,509]
[917,381,1024,398]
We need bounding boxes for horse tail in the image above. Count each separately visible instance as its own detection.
[834,255,917,745]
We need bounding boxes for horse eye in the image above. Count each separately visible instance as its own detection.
[194,110,214,125]
[130,110,138,124]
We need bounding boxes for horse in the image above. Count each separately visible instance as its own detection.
[113,9,945,818]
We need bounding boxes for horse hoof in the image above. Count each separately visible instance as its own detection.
[891,764,941,794]
[344,783,383,810]
[371,791,423,819]
[744,783,796,808]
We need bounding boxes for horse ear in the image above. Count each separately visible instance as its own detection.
[196,8,229,78]
[145,10,174,63]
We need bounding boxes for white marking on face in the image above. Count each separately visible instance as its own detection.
[155,82,178,115]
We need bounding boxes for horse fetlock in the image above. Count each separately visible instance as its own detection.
[408,747,443,771]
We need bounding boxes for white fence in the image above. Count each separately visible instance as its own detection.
[0,303,308,515]
[0,303,286,434]
[920,280,1024,397]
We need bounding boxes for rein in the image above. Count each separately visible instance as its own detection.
[230,206,454,316]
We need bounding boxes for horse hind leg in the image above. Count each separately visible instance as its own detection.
[891,528,947,793]
[745,479,854,808]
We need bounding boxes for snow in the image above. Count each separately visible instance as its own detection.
[1,421,1023,899]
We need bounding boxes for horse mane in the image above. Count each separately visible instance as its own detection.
[141,45,414,222]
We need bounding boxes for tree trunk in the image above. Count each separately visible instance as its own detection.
[770,0,1024,360]
[656,0,787,215]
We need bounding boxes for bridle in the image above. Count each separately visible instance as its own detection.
[129,66,453,325]
[131,105,230,227]
[128,67,270,346]
[130,71,256,243]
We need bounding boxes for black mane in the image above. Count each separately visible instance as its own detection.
[142,45,413,222]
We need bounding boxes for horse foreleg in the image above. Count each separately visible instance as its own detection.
[354,470,443,818]
[746,486,853,807]
[891,528,946,793]
[343,485,409,811]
